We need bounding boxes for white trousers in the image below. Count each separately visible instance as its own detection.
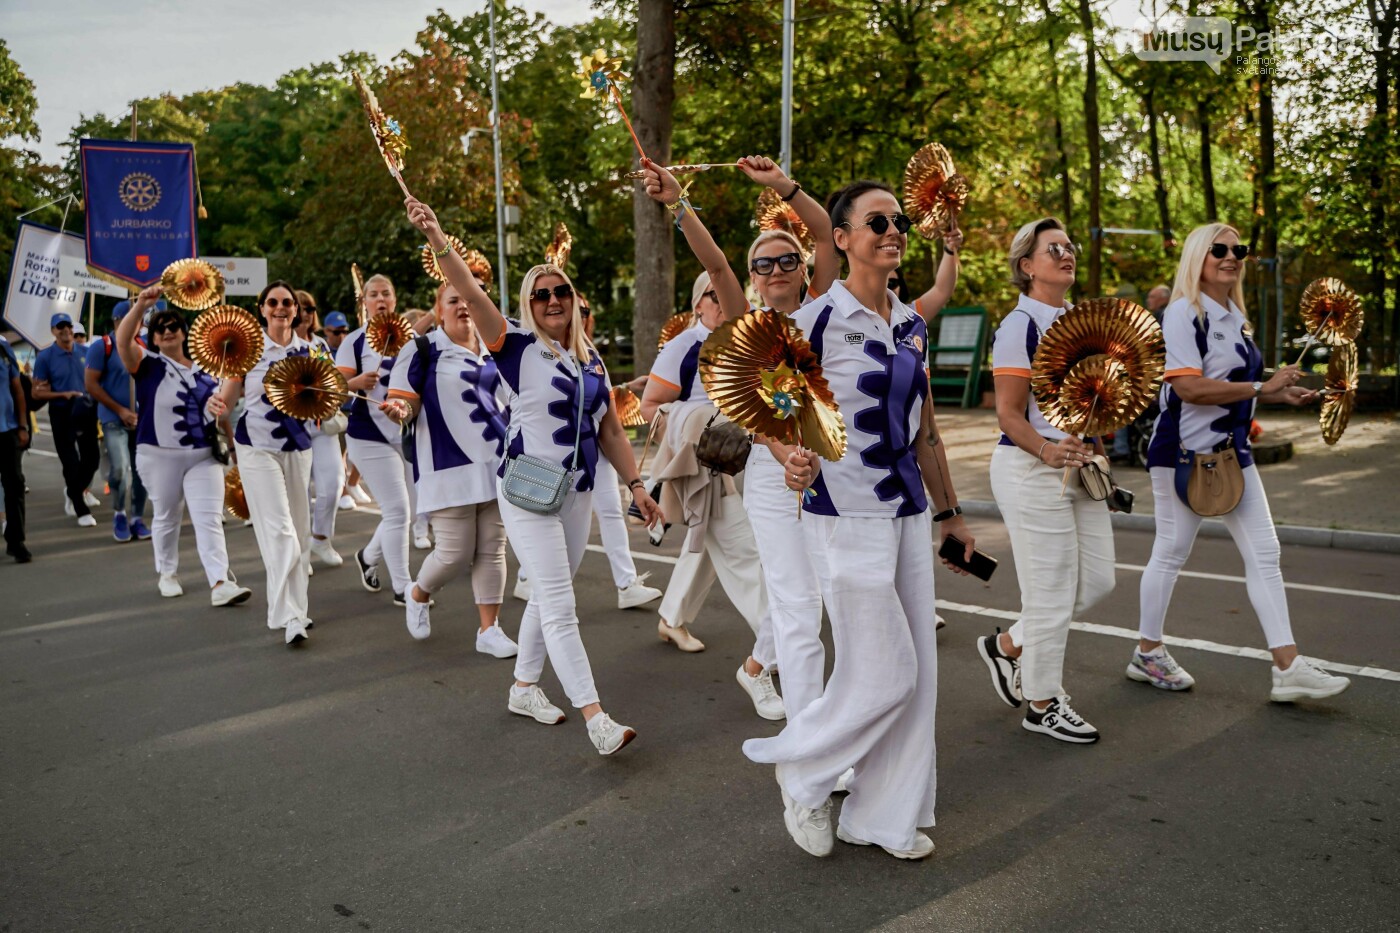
[658,489,776,668]
[744,511,938,853]
[500,488,600,709]
[237,444,312,629]
[517,458,638,590]
[134,446,230,588]
[1139,465,1294,648]
[991,445,1116,701]
[744,446,825,717]
[309,433,344,540]
[347,437,412,595]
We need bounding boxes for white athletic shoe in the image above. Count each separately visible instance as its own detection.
[617,572,663,609]
[348,484,372,505]
[476,624,519,658]
[285,619,309,646]
[587,712,637,756]
[63,495,75,517]
[337,494,356,511]
[412,520,431,550]
[507,684,566,724]
[780,784,834,857]
[1271,657,1350,702]
[834,767,855,794]
[309,537,343,567]
[158,573,183,598]
[512,576,531,602]
[77,514,97,528]
[837,825,936,860]
[736,665,786,721]
[210,580,252,607]
[83,489,100,508]
[404,591,431,640]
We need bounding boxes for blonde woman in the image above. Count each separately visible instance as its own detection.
[974,217,1113,744]
[405,195,663,756]
[1133,223,1348,702]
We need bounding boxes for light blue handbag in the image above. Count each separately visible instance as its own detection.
[500,357,585,515]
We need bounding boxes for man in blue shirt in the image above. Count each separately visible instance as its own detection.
[86,300,150,541]
[0,333,30,561]
[33,312,101,526]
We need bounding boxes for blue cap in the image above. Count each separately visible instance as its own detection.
[324,311,349,329]
[112,300,132,320]
[51,312,73,327]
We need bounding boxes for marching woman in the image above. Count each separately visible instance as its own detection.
[336,274,418,604]
[1134,223,1348,701]
[217,281,315,645]
[747,181,974,861]
[381,280,518,657]
[119,287,251,607]
[974,218,1113,743]
[405,195,663,756]
[295,290,346,568]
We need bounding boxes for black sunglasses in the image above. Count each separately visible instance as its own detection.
[700,290,717,304]
[1209,243,1250,260]
[150,323,186,335]
[53,322,73,330]
[529,284,574,303]
[843,213,913,236]
[751,252,802,275]
[327,328,348,335]
[264,297,296,308]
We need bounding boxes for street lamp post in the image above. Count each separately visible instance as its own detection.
[780,0,795,174]
[487,0,510,315]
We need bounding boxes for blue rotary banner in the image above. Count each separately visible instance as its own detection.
[79,139,198,288]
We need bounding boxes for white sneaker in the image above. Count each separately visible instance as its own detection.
[476,624,519,658]
[83,489,101,508]
[77,514,97,528]
[507,684,566,724]
[337,494,357,511]
[63,495,75,517]
[348,484,372,505]
[210,580,252,607]
[780,784,834,857]
[617,572,662,609]
[1271,657,1350,702]
[837,825,936,860]
[412,520,431,550]
[834,767,855,794]
[1022,695,1100,744]
[158,573,183,598]
[736,665,786,721]
[285,619,309,645]
[512,575,531,602]
[309,537,343,567]
[404,591,431,640]
[587,712,637,756]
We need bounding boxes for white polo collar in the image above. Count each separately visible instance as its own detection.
[829,279,917,326]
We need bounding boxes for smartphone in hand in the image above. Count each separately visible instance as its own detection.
[937,534,998,582]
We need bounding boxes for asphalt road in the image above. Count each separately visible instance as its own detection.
[2,440,1397,932]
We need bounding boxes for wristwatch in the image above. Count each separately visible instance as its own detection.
[932,505,963,523]
[1251,381,1263,396]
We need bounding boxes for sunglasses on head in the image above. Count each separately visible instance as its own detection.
[843,213,913,236]
[751,252,802,276]
[264,297,296,308]
[529,284,574,303]
[1042,242,1081,260]
[1209,243,1250,260]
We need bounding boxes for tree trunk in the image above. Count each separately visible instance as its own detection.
[1076,0,1103,296]
[631,0,676,373]
[1197,99,1217,221]
[1366,0,1396,367]
[1145,87,1173,248]
[1040,0,1073,228]
[1248,1,1278,265]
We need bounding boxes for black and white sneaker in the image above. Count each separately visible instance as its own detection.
[355,548,381,593]
[1022,695,1099,744]
[976,628,1022,708]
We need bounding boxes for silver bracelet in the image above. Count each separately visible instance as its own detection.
[1037,440,1051,464]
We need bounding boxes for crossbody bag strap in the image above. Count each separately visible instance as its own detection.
[565,353,586,470]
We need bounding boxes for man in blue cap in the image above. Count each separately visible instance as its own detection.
[322,311,351,352]
[86,300,151,542]
[33,311,102,526]
[0,330,30,561]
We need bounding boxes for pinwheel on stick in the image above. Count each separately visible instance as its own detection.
[755,187,814,258]
[1319,342,1357,446]
[545,223,573,270]
[1294,277,1363,366]
[159,259,225,311]
[903,143,970,239]
[612,385,646,428]
[224,466,250,521]
[365,312,413,357]
[263,355,369,421]
[421,234,493,286]
[351,71,412,197]
[189,305,264,379]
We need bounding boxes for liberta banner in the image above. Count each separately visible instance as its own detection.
[79,139,198,288]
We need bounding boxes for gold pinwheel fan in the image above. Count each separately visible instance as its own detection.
[1294,277,1363,365]
[903,143,970,239]
[365,313,413,357]
[421,235,492,287]
[189,305,264,379]
[351,71,411,196]
[160,259,225,311]
[224,466,250,521]
[658,312,694,349]
[545,223,573,270]
[612,385,646,428]
[264,355,351,422]
[755,187,814,258]
[1320,342,1357,446]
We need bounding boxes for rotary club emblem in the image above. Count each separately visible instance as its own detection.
[118,172,161,212]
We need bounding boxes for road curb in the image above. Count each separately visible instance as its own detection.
[959,499,1400,554]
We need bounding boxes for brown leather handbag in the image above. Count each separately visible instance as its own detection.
[694,411,753,476]
[1174,445,1245,516]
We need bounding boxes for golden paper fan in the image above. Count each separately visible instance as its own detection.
[351,71,408,174]
[224,466,250,521]
[1320,342,1357,446]
[351,262,365,309]
[1031,298,1165,437]
[264,355,349,421]
[658,312,694,349]
[189,305,265,379]
[365,313,413,357]
[464,250,493,288]
[903,143,970,239]
[1299,277,1363,346]
[546,223,573,270]
[421,235,468,283]
[699,310,846,461]
[755,187,814,257]
[612,385,645,427]
[160,259,225,311]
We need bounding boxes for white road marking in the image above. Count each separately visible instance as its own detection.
[1115,562,1399,603]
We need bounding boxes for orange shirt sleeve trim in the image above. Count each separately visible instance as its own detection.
[1164,367,1203,379]
[485,331,507,353]
[648,374,681,391]
[386,388,419,401]
[336,365,357,376]
[992,367,1033,378]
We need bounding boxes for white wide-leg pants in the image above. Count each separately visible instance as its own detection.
[309,432,344,540]
[237,443,312,629]
[135,445,230,588]
[347,436,412,595]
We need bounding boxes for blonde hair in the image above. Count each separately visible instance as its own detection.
[518,263,593,360]
[690,271,713,313]
[1007,217,1065,293]
[363,273,394,294]
[1171,223,1248,324]
[747,230,807,268]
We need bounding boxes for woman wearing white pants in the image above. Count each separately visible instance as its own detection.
[975,218,1113,744]
[118,289,250,607]
[1133,223,1348,702]
[407,196,663,757]
[217,280,315,645]
[295,293,347,568]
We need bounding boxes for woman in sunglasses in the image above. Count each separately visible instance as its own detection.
[748,181,972,862]
[973,218,1112,744]
[404,195,662,757]
[1134,223,1348,702]
[118,287,250,608]
[293,289,346,570]
[216,281,316,645]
